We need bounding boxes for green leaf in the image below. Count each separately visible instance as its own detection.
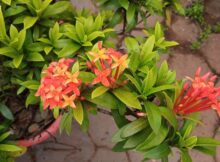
[73,101,84,125]
[71,61,79,73]
[196,137,220,147]
[194,146,216,156]
[184,136,197,148]
[85,91,119,109]
[91,86,109,99]
[125,74,141,93]
[0,7,7,39]
[145,85,176,96]
[75,21,85,41]
[78,72,95,83]
[111,109,129,128]
[87,31,104,41]
[60,112,73,135]
[128,52,140,72]
[160,106,177,129]
[0,103,14,120]
[125,37,139,53]
[27,52,45,61]
[119,0,129,10]
[144,102,161,133]
[141,35,155,56]
[0,144,22,152]
[23,16,38,29]
[13,54,24,68]
[58,43,81,57]
[181,149,192,162]
[121,118,148,138]
[143,143,171,159]
[0,47,16,58]
[123,129,150,149]
[136,124,169,151]
[126,4,136,24]
[0,132,10,142]
[142,67,157,93]
[17,29,26,50]
[155,22,164,40]
[2,0,11,5]
[25,92,39,107]
[112,126,127,143]
[112,141,128,152]
[42,1,71,18]
[112,88,142,109]
[21,80,39,90]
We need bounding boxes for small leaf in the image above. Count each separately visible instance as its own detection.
[126,4,136,24]
[91,86,109,99]
[25,92,39,107]
[73,101,84,125]
[141,35,155,56]
[0,144,22,152]
[143,143,171,159]
[119,0,129,10]
[144,102,161,133]
[113,88,142,109]
[71,61,79,73]
[27,52,45,62]
[23,16,38,29]
[78,72,95,83]
[21,80,39,90]
[0,103,14,120]
[196,137,220,147]
[160,106,177,129]
[145,85,176,96]
[181,149,192,162]
[13,54,24,68]
[121,118,148,138]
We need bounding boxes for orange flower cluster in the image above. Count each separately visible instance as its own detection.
[35,58,81,109]
[87,42,129,88]
[174,67,220,116]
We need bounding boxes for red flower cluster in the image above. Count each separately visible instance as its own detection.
[87,42,129,88]
[174,67,220,116]
[35,58,81,109]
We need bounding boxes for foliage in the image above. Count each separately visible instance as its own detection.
[0,0,220,162]
[95,0,184,31]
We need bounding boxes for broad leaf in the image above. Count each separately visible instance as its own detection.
[91,86,109,99]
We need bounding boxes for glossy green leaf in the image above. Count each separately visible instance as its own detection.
[25,92,39,107]
[0,132,10,142]
[78,72,95,83]
[13,54,24,68]
[125,37,139,53]
[143,143,171,159]
[0,103,14,120]
[145,85,176,96]
[2,0,11,5]
[21,80,39,90]
[159,106,177,129]
[181,149,192,162]
[85,91,119,109]
[23,16,38,29]
[0,144,22,152]
[126,4,136,24]
[27,52,45,61]
[73,101,84,125]
[144,102,161,133]
[91,86,109,99]
[195,137,220,147]
[136,124,168,151]
[113,88,142,109]
[125,74,141,93]
[0,7,6,39]
[119,0,129,10]
[121,118,148,138]
[141,35,155,56]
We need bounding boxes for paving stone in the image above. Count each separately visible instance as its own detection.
[192,110,219,137]
[92,149,128,162]
[190,150,215,162]
[200,34,220,73]
[71,0,97,12]
[88,113,117,148]
[168,16,201,44]
[16,153,32,162]
[128,151,144,162]
[205,0,220,24]
[169,52,210,80]
[32,122,94,162]
[146,15,164,28]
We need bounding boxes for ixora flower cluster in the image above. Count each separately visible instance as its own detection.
[174,67,220,115]
[35,58,81,109]
[87,42,129,88]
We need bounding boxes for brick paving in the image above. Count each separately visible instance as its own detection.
[16,0,220,161]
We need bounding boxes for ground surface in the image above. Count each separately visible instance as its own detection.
[16,0,220,162]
